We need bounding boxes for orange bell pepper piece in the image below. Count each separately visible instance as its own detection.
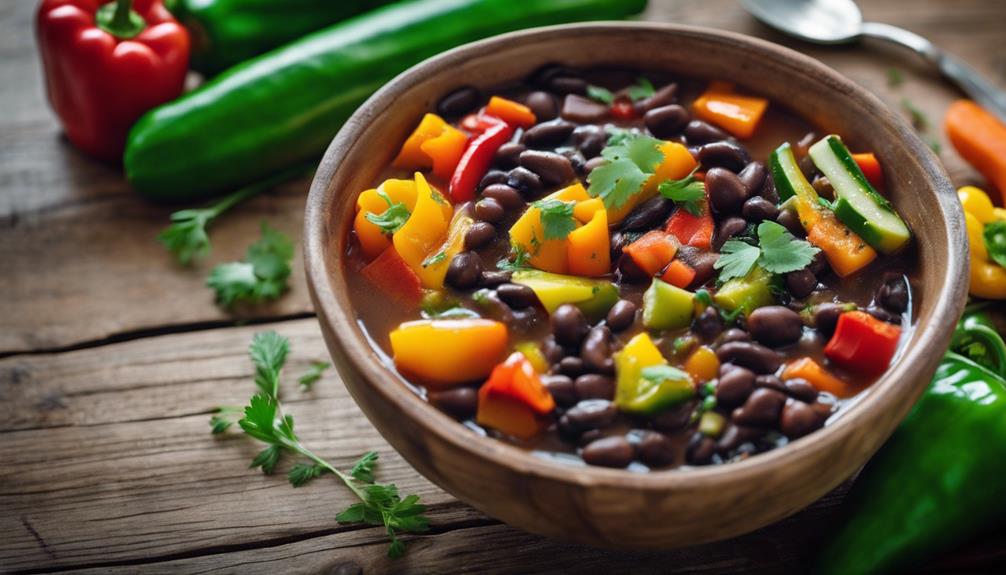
[782,357,855,398]
[421,126,468,181]
[795,197,878,277]
[573,197,605,223]
[945,100,1006,204]
[476,352,555,440]
[607,141,698,224]
[361,246,422,305]
[509,183,591,273]
[693,85,768,139]
[567,208,610,277]
[659,259,696,289]
[394,113,447,169]
[392,173,453,287]
[485,96,536,129]
[824,311,902,377]
[623,230,679,276]
[851,152,884,189]
[354,178,418,260]
[684,345,720,383]
[390,318,508,388]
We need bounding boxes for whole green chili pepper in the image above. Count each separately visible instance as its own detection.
[817,308,1006,575]
[166,0,396,75]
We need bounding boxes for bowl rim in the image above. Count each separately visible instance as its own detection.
[305,22,967,490]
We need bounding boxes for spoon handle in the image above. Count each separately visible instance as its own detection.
[860,22,1006,125]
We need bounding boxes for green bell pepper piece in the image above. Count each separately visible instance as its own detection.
[511,269,618,322]
[642,278,694,330]
[713,266,776,316]
[817,308,1006,575]
[614,333,695,415]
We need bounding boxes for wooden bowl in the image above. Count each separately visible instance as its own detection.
[304,23,967,548]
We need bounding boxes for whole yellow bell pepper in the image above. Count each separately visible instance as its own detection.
[959,186,1006,299]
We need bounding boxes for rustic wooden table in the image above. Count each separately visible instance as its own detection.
[3,0,1005,573]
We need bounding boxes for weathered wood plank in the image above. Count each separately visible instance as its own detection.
[2,0,1004,353]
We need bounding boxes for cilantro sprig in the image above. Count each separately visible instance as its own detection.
[714,221,820,282]
[298,361,331,390]
[586,85,615,104]
[985,221,1006,268]
[532,198,577,240]
[625,76,656,101]
[588,134,665,209]
[497,243,531,271]
[365,191,411,235]
[207,223,294,307]
[658,167,705,215]
[214,331,428,558]
[640,364,691,383]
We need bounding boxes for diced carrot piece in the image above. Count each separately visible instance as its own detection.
[485,96,536,128]
[852,153,884,189]
[567,208,610,277]
[623,230,679,276]
[361,246,422,305]
[659,259,696,289]
[665,202,714,249]
[693,87,768,139]
[782,357,855,398]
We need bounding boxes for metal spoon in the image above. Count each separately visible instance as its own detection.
[741,0,1006,123]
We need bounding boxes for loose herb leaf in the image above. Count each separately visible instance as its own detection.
[350,451,379,483]
[658,167,705,215]
[159,208,214,266]
[589,134,665,209]
[640,364,691,383]
[714,240,761,282]
[756,220,821,274]
[209,406,243,434]
[496,243,531,271]
[626,76,656,101]
[365,191,411,235]
[886,68,904,88]
[298,361,331,390]
[288,462,329,487]
[421,248,448,268]
[586,85,615,104]
[901,98,928,131]
[207,223,294,307]
[985,221,1006,268]
[250,330,290,398]
[532,199,578,240]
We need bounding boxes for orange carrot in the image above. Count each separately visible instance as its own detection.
[852,153,884,189]
[945,100,1006,205]
[485,96,536,129]
[659,259,696,289]
[782,357,854,398]
[623,230,679,276]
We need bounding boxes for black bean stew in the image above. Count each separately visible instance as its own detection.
[344,65,915,470]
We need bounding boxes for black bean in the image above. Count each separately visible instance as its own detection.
[706,168,749,215]
[738,161,767,196]
[688,435,718,464]
[760,173,780,204]
[481,270,512,286]
[798,153,817,181]
[542,375,578,407]
[550,75,588,95]
[652,401,697,431]
[716,366,756,407]
[581,326,615,374]
[583,436,634,468]
[445,252,482,290]
[747,306,804,348]
[494,142,526,170]
[638,431,677,467]
[684,120,729,145]
[506,167,542,196]
[464,222,496,251]
[474,197,504,223]
[809,251,829,276]
[741,196,779,222]
[700,142,750,173]
[811,175,834,199]
[561,149,587,174]
[716,341,782,374]
[784,378,819,403]
[575,374,615,400]
[573,125,608,159]
[621,197,673,232]
[754,374,787,393]
[609,231,628,260]
[529,63,569,87]
[524,90,558,121]
[551,303,589,348]
[496,283,537,309]
[564,399,618,431]
[694,306,724,341]
[712,216,748,250]
[584,156,606,174]
[437,86,481,118]
[618,255,650,284]
[780,398,826,439]
[558,356,585,378]
[577,429,605,446]
[542,335,564,363]
[644,104,690,138]
[522,119,575,148]
[519,150,576,187]
[813,303,845,337]
[481,183,524,210]
[478,169,508,192]
[606,300,637,332]
[561,94,609,123]
[776,208,805,238]
[878,275,909,314]
[732,388,786,428]
[866,306,902,325]
[718,328,751,344]
[716,424,761,453]
[785,269,817,299]
[635,83,678,114]
[428,387,478,418]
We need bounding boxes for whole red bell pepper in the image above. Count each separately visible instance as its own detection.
[36,0,189,162]
[448,116,513,203]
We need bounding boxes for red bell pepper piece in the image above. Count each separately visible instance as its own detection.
[852,152,884,188]
[37,0,190,162]
[361,246,422,305]
[448,116,512,203]
[610,96,636,120]
[659,259,696,289]
[623,230,679,276]
[824,311,902,377]
[665,201,715,249]
[476,352,555,440]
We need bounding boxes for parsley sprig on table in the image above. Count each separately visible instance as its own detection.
[207,223,294,307]
[714,220,820,282]
[298,361,331,390]
[532,198,577,240]
[588,133,665,209]
[658,167,705,215]
[212,331,428,558]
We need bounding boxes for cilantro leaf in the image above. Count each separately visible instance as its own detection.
[589,134,664,209]
[365,191,411,235]
[250,330,289,398]
[297,361,331,390]
[350,451,379,483]
[288,462,329,487]
[985,221,1006,269]
[206,262,259,307]
[622,134,665,171]
[159,208,214,266]
[626,76,656,101]
[207,223,294,308]
[714,240,761,282]
[756,221,820,274]
[658,168,705,215]
[209,406,242,434]
[640,364,691,383]
[497,243,531,271]
[586,85,614,104]
[532,199,577,240]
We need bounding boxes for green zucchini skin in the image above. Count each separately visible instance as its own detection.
[126,0,648,202]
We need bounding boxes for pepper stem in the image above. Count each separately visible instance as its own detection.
[95,0,147,39]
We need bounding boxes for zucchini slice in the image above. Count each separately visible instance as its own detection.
[808,135,911,254]
[768,142,817,204]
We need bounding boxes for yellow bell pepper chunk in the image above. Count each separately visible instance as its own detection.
[353,179,418,260]
[615,333,666,396]
[567,208,610,278]
[417,211,474,289]
[606,141,697,224]
[959,185,996,224]
[390,318,508,388]
[959,186,1006,299]
[514,341,550,374]
[614,333,696,415]
[509,183,591,273]
[573,197,605,223]
[393,173,452,286]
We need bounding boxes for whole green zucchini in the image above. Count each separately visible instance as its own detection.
[125,0,648,202]
[166,0,397,75]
